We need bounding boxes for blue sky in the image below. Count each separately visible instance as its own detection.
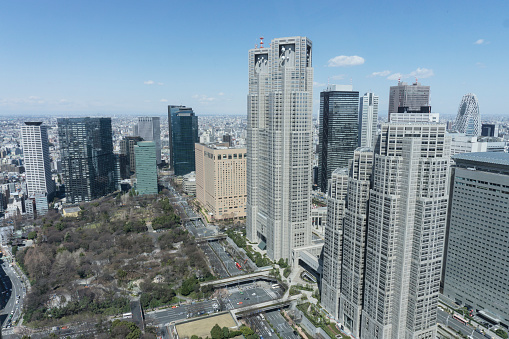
[0,0,508,117]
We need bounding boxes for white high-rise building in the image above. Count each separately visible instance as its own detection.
[246,36,313,260]
[321,167,348,319]
[359,93,379,148]
[338,148,373,337]
[454,93,481,136]
[136,117,162,164]
[21,122,55,215]
[361,123,450,339]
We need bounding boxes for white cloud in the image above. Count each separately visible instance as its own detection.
[330,74,345,80]
[193,94,215,102]
[387,73,402,81]
[408,67,434,79]
[144,80,154,85]
[313,81,326,87]
[157,82,164,86]
[474,39,485,45]
[160,99,168,102]
[327,55,365,67]
[385,68,434,81]
[370,70,391,77]
[218,92,224,96]
[476,62,486,68]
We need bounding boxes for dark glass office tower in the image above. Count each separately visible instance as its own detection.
[168,106,198,176]
[58,117,116,204]
[318,85,359,193]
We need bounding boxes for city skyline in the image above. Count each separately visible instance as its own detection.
[1,1,508,117]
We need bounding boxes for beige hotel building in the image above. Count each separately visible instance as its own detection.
[195,143,247,220]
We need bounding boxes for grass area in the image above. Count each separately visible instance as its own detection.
[176,313,237,338]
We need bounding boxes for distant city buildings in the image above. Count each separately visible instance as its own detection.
[481,123,499,137]
[134,141,158,195]
[168,105,198,176]
[246,36,313,260]
[195,143,247,220]
[20,122,55,215]
[443,152,509,327]
[358,92,379,149]
[318,85,359,193]
[388,81,430,120]
[454,93,481,136]
[135,117,162,164]
[58,117,116,204]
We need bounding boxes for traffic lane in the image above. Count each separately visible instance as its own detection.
[265,311,299,339]
[1,263,23,327]
[225,288,275,309]
[437,310,485,339]
[198,243,229,278]
[250,315,273,339]
[147,300,218,325]
[209,242,242,276]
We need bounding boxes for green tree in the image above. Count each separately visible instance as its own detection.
[27,231,37,240]
[222,327,230,339]
[496,329,508,339]
[210,324,223,339]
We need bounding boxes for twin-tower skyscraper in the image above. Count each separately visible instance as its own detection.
[246,37,314,260]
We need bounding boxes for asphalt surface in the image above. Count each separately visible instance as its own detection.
[209,241,243,277]
[1,259,26,332]
[220,284,282,310]
[438,309,492,339]
[146,300,219,326]
[198,242,230,279]
[266,310,300,339]
[245,314,275,339]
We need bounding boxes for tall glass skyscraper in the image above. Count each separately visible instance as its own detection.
[58,117,116,204]
[134,141,158,195]
[135,117,162,164]
[168,106,198,176]
[246,36,313,260]
[454,93,481,136]
[318,85,359,193]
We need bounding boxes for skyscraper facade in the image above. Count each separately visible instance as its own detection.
[195,143,247,220]
[168,105,198,176]
[454,93,481,136]
[318,85,359,193]
[359,92,379,148]
[136,117,162,164]
[362,123,450,339]
[246,36,313,260]
[321,167,348,319]
[388,81,430,120]
[339,148,373,337]
[134,141,158,195]
[21,122,55,215]
[58,118,116,204]
[443,152,509,326]
[119,136,144,179]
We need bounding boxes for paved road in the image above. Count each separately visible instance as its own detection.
[198,243,230,278]
[1,259,26,331]
[438,309,488,339]
[146,300,219,326]
[221,285,282,310]
[265,310,299,339]
[209,241,243,277]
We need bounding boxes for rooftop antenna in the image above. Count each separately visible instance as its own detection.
[260,37,264,48]
[350,77,353,87]
[398,76,401,83]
